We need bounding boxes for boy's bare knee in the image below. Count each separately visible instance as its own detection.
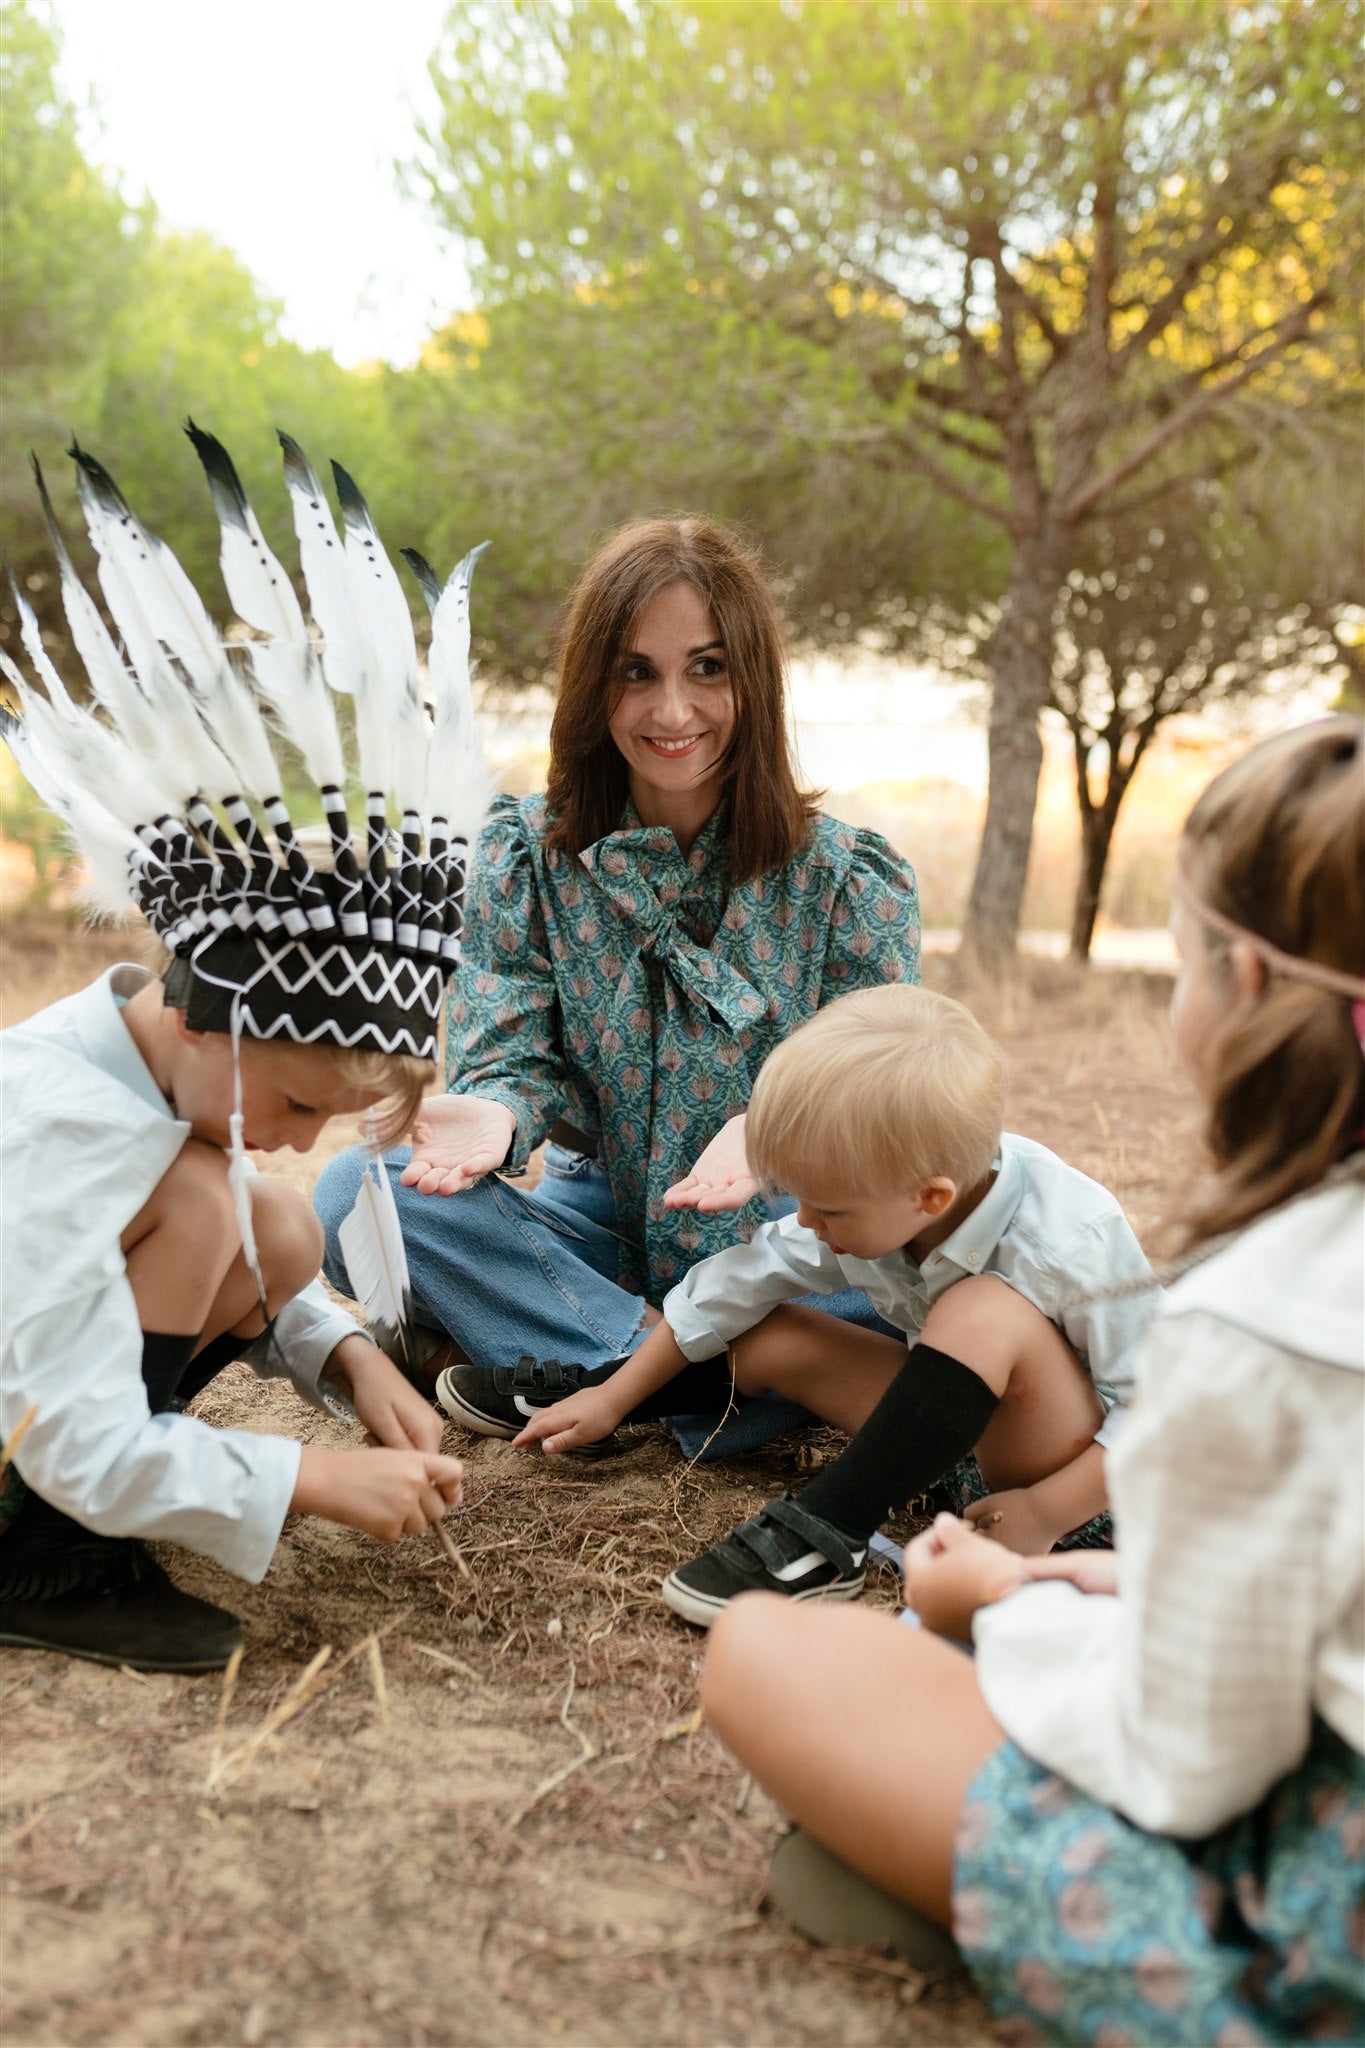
[251,1181,325,1311]
[922,1274,1046,1367]
[129,1139,234,1245]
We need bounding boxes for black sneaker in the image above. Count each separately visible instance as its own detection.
[434,1354,621,1457]
[0,1543,243,1673]
[660,1492,867,1628]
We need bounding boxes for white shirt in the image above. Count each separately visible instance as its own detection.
[0,967,361,1583]
[664,1133,1158,1438]
[973,1176,1365,1836]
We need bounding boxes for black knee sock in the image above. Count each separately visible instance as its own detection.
[579,1354,737,1422]
[140,1331,201,1413]
[797,1345,1001,1541]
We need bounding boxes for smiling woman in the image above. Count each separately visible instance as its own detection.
[314,514,924,1458]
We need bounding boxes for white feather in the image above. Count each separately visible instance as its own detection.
[70,449,279,803]
[277,433,367,697]
[337,1156,413,1365]
[423,541,494,841]
[188,423,347,792]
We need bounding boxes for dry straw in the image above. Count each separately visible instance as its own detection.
[203,1614,404,1796]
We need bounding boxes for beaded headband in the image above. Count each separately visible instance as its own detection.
[1175,872,1365,1053]
[1,426,490,1063]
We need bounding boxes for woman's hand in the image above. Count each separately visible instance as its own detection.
[904,1513,1029,1640]
[400,1095,517,1196]
[1024,1550,1120,1596]
[511,1385,625,1456]
[663,1113,759,1214]
[329,1335,442,1454]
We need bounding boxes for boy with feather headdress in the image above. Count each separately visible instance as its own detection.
[0,427,484,1670]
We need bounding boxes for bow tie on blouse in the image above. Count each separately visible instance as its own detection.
[576,820,767,1035]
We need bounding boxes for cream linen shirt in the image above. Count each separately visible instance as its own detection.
[0,966,361,1583]
[973,1176,1365,1836]
[664,1132,1158,1439]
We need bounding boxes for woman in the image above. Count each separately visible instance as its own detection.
[314,517,920,1451]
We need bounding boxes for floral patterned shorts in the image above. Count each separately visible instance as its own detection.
[953,1719,1364,2046]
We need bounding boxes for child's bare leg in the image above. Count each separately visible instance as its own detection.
[919,1276,1102,1491]
[121,1142,324,1350]
[702,1595,1004,1924]
[729,1303,909,1431]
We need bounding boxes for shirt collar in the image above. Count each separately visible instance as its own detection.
[74,965,179,1121]
[915,1138,1025,1277]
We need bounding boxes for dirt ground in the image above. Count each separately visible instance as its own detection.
[0,918,1192,2048]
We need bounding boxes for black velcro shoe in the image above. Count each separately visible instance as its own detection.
[434,1354,621,1457]
[660,1492,867,1629]
[0,1542,243,1672]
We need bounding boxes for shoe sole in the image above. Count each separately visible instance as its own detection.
[769,1829,961,1970]
[434,1370,621,1460]
[434,1372,519,1437]
[659,1568,866,1630]
[0,1627,241,1673]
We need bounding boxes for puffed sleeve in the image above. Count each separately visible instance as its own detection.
[820,826,921,995]
[446,796,566,1173]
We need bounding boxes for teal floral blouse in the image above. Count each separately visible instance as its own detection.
[447,794,921,1296]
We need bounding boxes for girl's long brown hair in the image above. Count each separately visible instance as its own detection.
[1178,715,1365,1247]
[543,518,819,880]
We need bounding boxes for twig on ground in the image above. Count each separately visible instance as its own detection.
[508,1657,598,1828]
[413,1642,483,1682]
[367,1633,390,1725]
[204,1617,403,1797]
[432,1518,473,1579]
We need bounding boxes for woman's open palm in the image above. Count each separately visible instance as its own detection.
[400,1095,517,1196]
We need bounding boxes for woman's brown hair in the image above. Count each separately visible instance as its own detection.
[1178,715,1365,1247]
[543,518,820,880]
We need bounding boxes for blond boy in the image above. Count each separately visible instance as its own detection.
[497,985,1158,1624]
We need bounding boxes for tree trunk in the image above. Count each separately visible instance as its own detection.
[1070,798,1119,961]
[961,528,1071,966]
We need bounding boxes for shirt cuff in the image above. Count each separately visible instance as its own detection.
[265,1286,363,1408]
[662,1283,731,1361]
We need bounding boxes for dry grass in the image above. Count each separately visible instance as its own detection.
[0,915,1191,2048]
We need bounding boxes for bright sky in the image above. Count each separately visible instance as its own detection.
[52,0,465,366]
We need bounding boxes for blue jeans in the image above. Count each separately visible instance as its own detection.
[313,1143,896,1459]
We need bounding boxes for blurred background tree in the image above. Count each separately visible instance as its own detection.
[412,0,1363,962]
[2,0,1361,957]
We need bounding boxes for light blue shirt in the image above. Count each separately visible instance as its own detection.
[0,966,361,1582]
[664,1133,1159,1439]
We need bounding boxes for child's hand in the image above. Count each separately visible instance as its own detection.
[1025,1551,1120,1597]
[292,1445,463,1541]
[965,1488,1062,1557]
[512,1386,624,1455]
[337,1338,443,1454]
[904,1514,1029,1640]
[663,1114,759,1214]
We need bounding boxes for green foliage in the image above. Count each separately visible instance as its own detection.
[0,2,417,670]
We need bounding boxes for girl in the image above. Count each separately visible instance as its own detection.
[701,717,1365,2045]
[314,518,920,1457]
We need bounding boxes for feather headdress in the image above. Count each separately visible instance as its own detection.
[1,427,491,1064]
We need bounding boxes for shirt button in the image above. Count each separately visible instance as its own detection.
[966,1249,981,1267]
